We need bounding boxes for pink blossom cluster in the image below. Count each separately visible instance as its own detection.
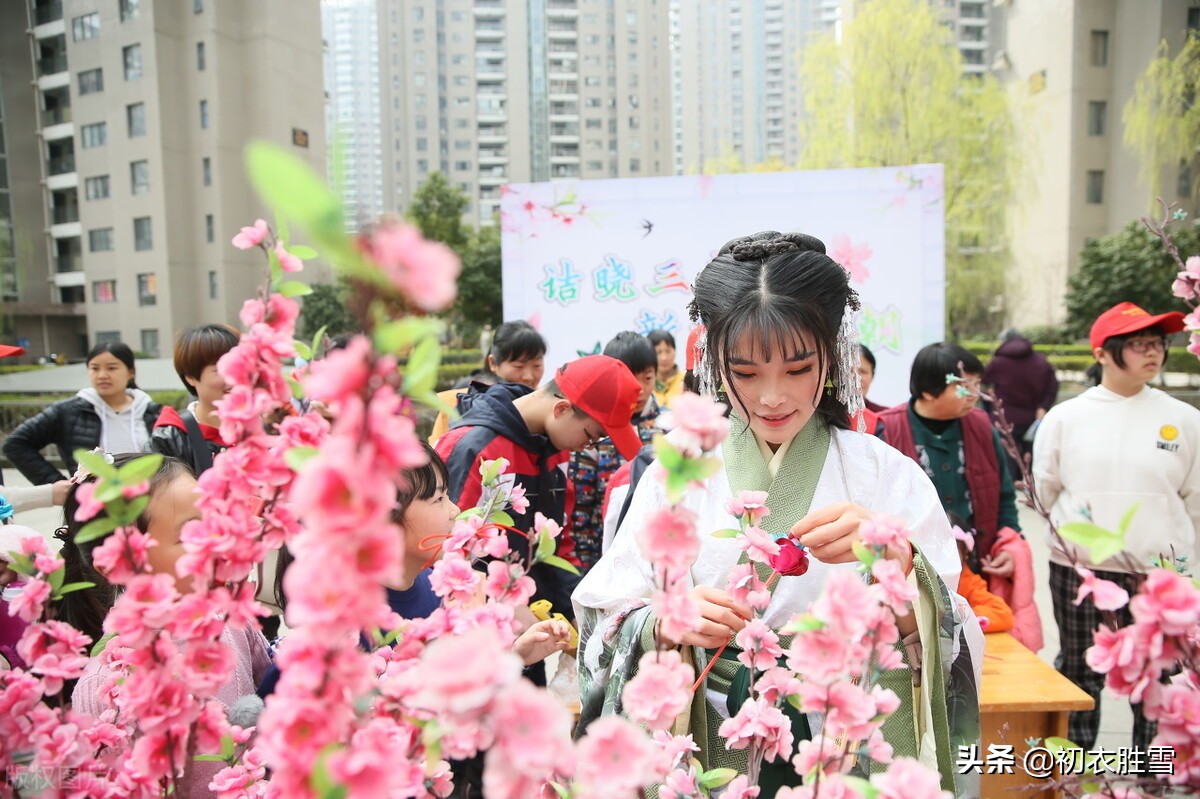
[358,221,461,312]
[658,392,732,456]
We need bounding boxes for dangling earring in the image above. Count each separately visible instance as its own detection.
[823,378,834,395]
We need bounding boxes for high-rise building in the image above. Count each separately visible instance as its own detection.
[323,0,384,231]
[2,0,326,360]
[999,0,1200,327]
[374,0,673,225]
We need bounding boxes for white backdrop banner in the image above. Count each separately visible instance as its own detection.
[499,164,945,407]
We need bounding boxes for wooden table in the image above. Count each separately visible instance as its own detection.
[979,632,1095,798]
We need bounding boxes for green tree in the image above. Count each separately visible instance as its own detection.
[298,280,357,340]
[1123,34,1200,208]
[1065,221,1199,338]
[454,224,503,334]
[406,172,470,253]
[796,0,1022,340]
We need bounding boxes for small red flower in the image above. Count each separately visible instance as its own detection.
[769,539,809,577]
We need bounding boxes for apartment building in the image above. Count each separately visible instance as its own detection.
[1000,0,1200,327]
[3,0,325,360]
[372,0,672,225]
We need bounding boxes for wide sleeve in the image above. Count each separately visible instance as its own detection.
[1,484,55,514]
[3,402,68,485]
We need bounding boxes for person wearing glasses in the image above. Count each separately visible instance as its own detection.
[879,342,1022,570]
[1033,302,1197,752]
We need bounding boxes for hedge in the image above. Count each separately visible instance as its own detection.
[963,342,1200,375]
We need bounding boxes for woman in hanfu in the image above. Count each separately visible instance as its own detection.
[573,232,982,797]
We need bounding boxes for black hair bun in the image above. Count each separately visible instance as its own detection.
[721,231,827,262]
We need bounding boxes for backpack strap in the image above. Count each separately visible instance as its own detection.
[180,409,214,475]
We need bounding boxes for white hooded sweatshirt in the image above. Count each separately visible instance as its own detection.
[76,387,154,457]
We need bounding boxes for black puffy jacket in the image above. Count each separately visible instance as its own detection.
[3,395,162,484]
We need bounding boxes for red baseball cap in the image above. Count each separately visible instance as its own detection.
[1089,302,1186,349]
[554,355,643,459]
[0,345,25,359]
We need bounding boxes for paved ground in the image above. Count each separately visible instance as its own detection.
[2,470,1133,748]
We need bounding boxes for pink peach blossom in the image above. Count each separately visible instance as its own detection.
[658,392,731,453]
[870,756,952,799]
[484,561,536,606]
[718,697,794,763]
[831,234,873,284]
[488,679,575,776]
[72,482,105,523]
[652,586,703,646]
[508,483,530,515]
[726,563,772,610]
[1073,567,1131,611]
[871,558,919,614]
[637,506,701,576]
[739,525,781,564]
[231,219,269,250]
[274,240,303,273]
[574,716,661,798]
[622,650,694,730]
[409,627,522,720]
[430,553,484,605]
[735,618,783,672]
[726,490,771,526]
[362,222,461,312]
[1130,568,1200,636]
[8,577,51,623]
[858,516,910,551]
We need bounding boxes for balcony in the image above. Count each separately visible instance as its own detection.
[49,221,81,240]
[47,154,75,175]
[51,204,79,225]
[40,104,72,126]
[38,53,67,77]
[53,270,85,289]
[55,255,82,274]
[34,1,63,24]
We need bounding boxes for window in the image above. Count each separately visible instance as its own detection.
[137,272,157,305]
[130,160,150,195]
[81,122,107,149]
[197,42,206,71]
[72,13,100,41]
[78,68,104,95]
[1090,30,1109,67]
[92,280,117,303]
[89,228,114,252]
[140,329,159,357]
[134,217,153,251]
[630,158,640,172]
[194,0,203,12]
[454,160,472,171]
[1190,8,1200,32]
[124,45,143,80]
[454,139,471,150]
[1088,101,1107,136]
[120,0,140,22]
[586,119,602,129]
[127,103,146,137]
[84,175,110,200]
[413,6,424,20]
[205,213,214,243]
[208,270,218,299]
[202,157,212,186]
[1086,170,1105,204]
[199,100,209,129]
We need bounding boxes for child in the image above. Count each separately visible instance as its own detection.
[568,332,662,571]
[575,231,977,795]
[950,520,1014,634]
[429,320,547,444]
[436,354,643,685]
[648,328,684,408]
[60,454,271,796]
[152,324,240,475]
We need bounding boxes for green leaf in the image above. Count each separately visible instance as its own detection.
[285,447,320,472]
[118,453,164,486]
[193,754,228,763]
[780,613,824,634]
[710,528,741,539]
[1058,521,1126,564]
[245,141,344,245]
[279,280,314,298]
[698,768,738,790]
[123,495,150,523]
[73,449,118,480]
[372,317,440,356]
[489,509,515,527]
[654,434,683,471]
[547,782,571,799]
[4,551,34,577]
[310,325,329,359]
[293,340,313,361]
[1117,502,1140,536]
[852,540,878,567]
[456,508,484,520]
[90,632,115,657]
[309,744,348,799]
[47,565,64,593]
[540,554,581,575]
[288,374,306,401]
[402,335,441,396]
[93,481,123,503]
[290,244,319,260]
[537,529,555,560]
[74,516,120,545]
[840,776,876,798]
[57,581,96,596]
[480,458,505,486]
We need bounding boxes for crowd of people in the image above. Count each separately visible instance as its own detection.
[1,229,1196,798]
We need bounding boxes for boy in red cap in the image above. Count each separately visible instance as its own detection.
[434,354,642,682]
[1033,301,1194,751]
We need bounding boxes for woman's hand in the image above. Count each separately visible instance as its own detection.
[657,586,750,650]
[792,502,914,575]
[514,619,572,665]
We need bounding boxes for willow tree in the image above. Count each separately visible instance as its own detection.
[797,0,1021,339]
[1123,35,1200,208]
